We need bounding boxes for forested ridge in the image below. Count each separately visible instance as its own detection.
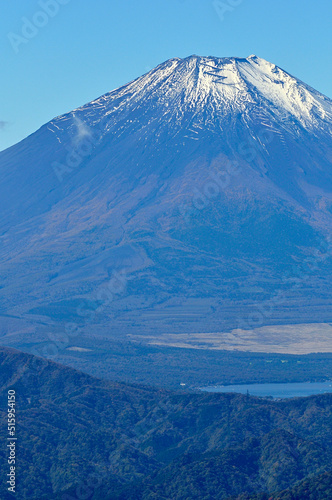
[1,346,332,499]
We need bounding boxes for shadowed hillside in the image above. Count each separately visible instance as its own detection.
[1,346,332,499]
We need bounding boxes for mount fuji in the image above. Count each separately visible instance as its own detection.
[0,55,332,351]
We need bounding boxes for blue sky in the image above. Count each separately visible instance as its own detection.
[1,0,331,151]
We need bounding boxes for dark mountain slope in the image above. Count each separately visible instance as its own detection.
[1,346,332,499]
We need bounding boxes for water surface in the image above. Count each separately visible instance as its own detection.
[200,381,332,399]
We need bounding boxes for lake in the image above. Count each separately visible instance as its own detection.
[200,381,332,399]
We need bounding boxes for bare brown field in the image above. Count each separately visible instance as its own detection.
[128,323,332,354]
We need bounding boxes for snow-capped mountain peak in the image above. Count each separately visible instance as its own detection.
[53,55,332,142]
[0,55,331,341]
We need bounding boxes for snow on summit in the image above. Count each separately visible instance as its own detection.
[0,54,331,340]
[56,54,332,140]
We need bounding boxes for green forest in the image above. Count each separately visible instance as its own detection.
[1,346,332,499]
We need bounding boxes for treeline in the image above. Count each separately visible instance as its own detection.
[49,336,332,389]
[0,346,332,499]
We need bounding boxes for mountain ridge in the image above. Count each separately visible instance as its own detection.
[0,54,331,351]
[1,345,332,499]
